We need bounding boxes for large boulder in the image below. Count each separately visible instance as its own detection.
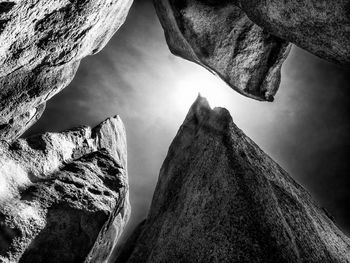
[0,116,130,263]
[0,0,133,141]
[237,0,350,65]
[116,96,350,263]
[153,0,291,102]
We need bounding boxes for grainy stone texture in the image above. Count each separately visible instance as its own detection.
[0,116,130,263]
[237,0,350,65]
[117,96,350,263]
[153,0,291,101]
[0,0,133,141]
[0,104,46,142]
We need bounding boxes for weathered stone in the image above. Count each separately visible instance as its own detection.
[0,104,46,142]
[117,96,350,263]
[237,0,350,65]
[153,0,291,101]
[0,0,133,141]
[0,116,130,263]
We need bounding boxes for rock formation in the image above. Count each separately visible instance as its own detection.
[237,0,350,65]
[0,104,46,142]
[0,116,130,263]
[0,0,133,141]
[153,0,291,102]
[116,96,350,263]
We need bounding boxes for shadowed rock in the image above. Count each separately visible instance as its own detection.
[0,104,46,142]
[153,0,291,102]
[0,0,133,141]
[0,116,130,263]
[237,0,350,65]
[116,96,350,263]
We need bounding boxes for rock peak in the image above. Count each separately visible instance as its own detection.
[193,93,210,108]
[116,98,350,263]
[186,94,211,120]
[185,95,234,134]
[92,115,127,168]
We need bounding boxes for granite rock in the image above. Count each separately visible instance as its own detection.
[153,0,291,101]
[237,0,350,65]
[117,96,350,263]
[0,0,133,141]
[0,104,46,142]
[0,116,130,263]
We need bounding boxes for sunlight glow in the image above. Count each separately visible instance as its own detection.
[172,71,233,111]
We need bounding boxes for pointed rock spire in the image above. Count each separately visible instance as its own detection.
[116,97,350,263]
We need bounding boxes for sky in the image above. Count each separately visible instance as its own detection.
[26,0,350,237]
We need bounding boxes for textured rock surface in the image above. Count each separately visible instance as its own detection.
[0,116,130,263]
[153,0,291,101]
[237,0,350,65]
[117,96,350,263]
[0,0,133,141]
[0,104,46,142]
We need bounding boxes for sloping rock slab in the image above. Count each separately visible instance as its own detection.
[117,96,350,263]
[153,0,291,101]
[0,116,130,263]
[0,0,133,141]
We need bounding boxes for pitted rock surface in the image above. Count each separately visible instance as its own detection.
[0,116,130,263]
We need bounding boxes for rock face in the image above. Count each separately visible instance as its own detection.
[153,0,291,102]
[237,0,350,65]
[116,96,350,263]
[0,116,130,263]
[0,0,133,141]
[0,104,46,142]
